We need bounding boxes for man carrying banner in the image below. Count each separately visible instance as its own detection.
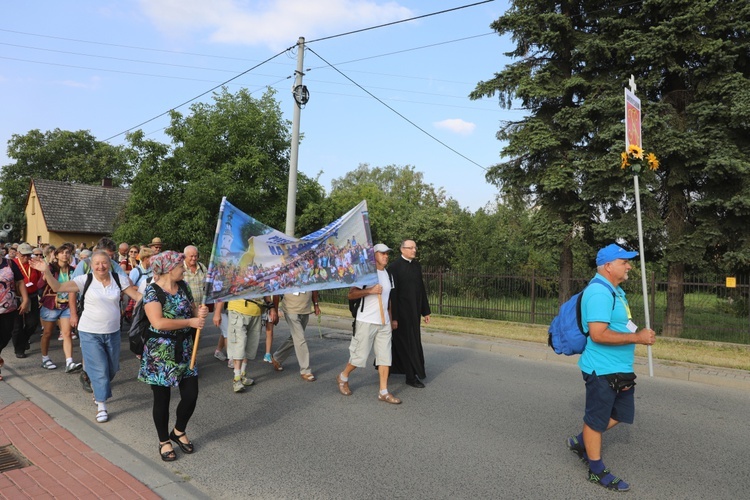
[335,244,400,403]
[214,297,277,392]
[270,291,321,381]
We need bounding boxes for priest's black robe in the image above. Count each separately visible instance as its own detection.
[388,256,431,380]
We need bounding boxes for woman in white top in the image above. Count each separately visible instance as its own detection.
[33,250,141,423]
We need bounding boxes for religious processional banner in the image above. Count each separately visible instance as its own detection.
[203,198,378,304]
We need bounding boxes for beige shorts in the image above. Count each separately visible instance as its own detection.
[348,320,392,368]
[226,311,261,361]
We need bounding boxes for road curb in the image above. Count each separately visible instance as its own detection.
[318,314,750,391]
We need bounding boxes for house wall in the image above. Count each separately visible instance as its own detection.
[24,184,104,248]
[24,183,49,246]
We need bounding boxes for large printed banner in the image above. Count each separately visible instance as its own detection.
[204,198,378,304]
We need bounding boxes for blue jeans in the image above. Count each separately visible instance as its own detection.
[78,330,120,402]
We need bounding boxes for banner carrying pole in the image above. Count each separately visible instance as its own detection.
[378,294,385,326]
[190,197,227,370]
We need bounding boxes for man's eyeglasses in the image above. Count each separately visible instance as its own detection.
[32,253,43,257]
[402,246,417,250]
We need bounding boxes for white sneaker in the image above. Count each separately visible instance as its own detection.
[214,350,227,361]
[65,361,82,373]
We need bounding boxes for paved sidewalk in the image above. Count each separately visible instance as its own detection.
[0,381,156,500]
[0,368,209,500]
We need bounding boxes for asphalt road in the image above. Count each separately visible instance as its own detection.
[4,318,749,499]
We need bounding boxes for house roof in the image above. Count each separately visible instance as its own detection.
[31,179,131,234]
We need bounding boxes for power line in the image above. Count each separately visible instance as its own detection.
[0,27,265,63]
[0,41,271,75]
[306,0,496,43]
[101,48,291,142]
[309,32,495,70]
[306,46,487,172]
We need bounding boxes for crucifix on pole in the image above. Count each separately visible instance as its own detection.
[624,75,654,377]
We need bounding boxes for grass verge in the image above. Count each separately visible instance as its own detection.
[321,303,750,371]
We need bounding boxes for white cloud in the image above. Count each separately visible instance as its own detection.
[138,0,414,49]
[434,118,476,136]
[55,76,102,90]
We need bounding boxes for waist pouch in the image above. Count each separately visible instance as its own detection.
[605,372,637,393]
[148,328,197,362]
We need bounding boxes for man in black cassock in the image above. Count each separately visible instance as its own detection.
[387,239,431,388]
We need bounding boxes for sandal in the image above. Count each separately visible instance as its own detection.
[300,373,316,382]
[159,441,177,462]
[378,392,402,404]
[271,356,283,371]
[170,430,194,454]
[41,359,57,370]
[566,435,588,465]
[588,468,630,492]
[95,410,108,423]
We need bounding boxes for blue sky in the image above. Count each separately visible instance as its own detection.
[1,0,523,212]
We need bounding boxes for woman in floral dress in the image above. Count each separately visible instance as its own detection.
[138,251,207,462]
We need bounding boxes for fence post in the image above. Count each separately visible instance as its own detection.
[438,269,444,315]
[530,269,536,324]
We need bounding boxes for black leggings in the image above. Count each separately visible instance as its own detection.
[151,376,199,442]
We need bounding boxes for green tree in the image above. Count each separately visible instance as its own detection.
[470,0,651,302]
[115,88,324,257]
[0,128,132,240]
[299,164,466,267]
[472,1,750,336]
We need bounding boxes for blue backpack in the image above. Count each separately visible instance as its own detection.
[548,278,615,355]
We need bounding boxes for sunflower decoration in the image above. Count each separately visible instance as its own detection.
[620,144,659,175]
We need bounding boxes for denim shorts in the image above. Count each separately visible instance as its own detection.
[40,306,71,322]
[583,371,635,432]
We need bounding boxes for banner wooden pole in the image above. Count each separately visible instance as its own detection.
[378,294,385,325]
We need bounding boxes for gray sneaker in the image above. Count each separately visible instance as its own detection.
[80,370,93,393]
[233,377,245,393]
[65,361,83,373]
[240,372,254,386]
[214,350,227,361]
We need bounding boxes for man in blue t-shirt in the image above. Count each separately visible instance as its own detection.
[567,243,656,492]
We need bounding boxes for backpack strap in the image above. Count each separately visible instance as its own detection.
[111,271,121,290]
[81,273,94,300]
[589,277,616,310]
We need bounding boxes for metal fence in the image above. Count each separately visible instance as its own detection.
[322,268,750,345]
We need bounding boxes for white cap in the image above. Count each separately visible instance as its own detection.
[373,243,391,253]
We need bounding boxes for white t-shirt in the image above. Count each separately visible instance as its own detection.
[74,273,128,334]
[356,269,392,325]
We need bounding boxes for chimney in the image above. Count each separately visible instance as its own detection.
[102,178,113,188]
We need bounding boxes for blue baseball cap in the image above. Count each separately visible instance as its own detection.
[596,243,638,266]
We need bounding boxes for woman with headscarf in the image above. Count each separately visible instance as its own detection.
[32,250,141,423]
[137,251,207,462]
